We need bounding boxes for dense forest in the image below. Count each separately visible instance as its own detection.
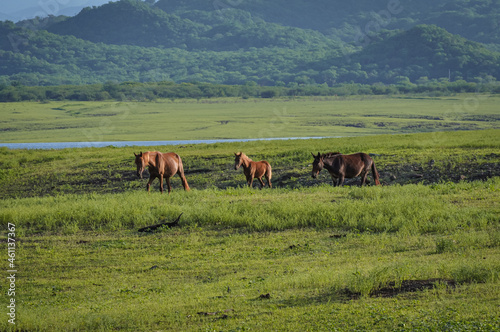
[1,0,499,88]
[153,0,500,48]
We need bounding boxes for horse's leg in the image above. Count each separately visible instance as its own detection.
[178,172,190,191]
[166,177,172,195]
[265,174,272,188]
[338,174,345,187]
[247,175,254,188]
[330,174,338,187]
[258,177,265,189]
[360,171,368,187]
[146,175,155,192]
[159,174,164,194]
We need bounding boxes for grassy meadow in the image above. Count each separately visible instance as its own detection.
[0,95,499,331]
[0,94,499,143]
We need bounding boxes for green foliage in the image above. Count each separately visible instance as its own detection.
[435,237,457,254]
[1,0,500,86]
[48,0,206,49]
[347,25,500,83]
[155,0,500,46]
[1,80,500,102]
[46,0,337,51]
[451,263,499,284]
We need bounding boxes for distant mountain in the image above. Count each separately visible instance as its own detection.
[7,0,500,49]
[46,0,206,49]
[16,15,69,31]
[330,25,500,83]
[154,0,392,32]
[419,0,500,47]
[0,0,110,22]
[0,20,342,86]
[44,0,338,51]
[1,0,499,86]
[154,0,500,49]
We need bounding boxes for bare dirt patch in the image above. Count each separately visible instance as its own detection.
[343,278,456,299]
[379,158,500,186]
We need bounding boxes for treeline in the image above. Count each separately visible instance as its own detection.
[1,80,499,102]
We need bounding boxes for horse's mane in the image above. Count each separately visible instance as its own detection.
[323,152,342,158]
[237,152,252,161]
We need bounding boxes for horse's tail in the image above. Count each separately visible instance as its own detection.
[371,161,381,186]
[266,161,272,188]
[176,154,190,191]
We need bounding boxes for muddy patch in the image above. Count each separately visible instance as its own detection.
[343,278,456,299]
[380,159,500,185]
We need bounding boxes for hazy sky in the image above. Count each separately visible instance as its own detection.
[1,0,112,21]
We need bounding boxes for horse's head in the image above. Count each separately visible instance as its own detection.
[134,152,146,179]
[311,152,324,179]
[234,152,243,170]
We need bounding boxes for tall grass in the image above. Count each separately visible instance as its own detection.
[6,226,499,331]
[3,178,498,236]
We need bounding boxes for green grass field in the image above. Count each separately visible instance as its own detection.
[0,95,499,331]
[2,179,499,331]
[0,94,499,142]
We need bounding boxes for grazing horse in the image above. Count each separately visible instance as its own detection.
[311,152,381,187]
[234,152,272,188]
[134,151,190,194]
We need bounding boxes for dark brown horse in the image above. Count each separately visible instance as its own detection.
[311,152,381,187]
[134,151,190,194]
[234,152,272,188]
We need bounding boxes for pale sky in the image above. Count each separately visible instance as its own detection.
[1,0,113,21]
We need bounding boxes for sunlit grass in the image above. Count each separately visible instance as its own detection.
[2,178,498,236]
[0,126,499,330]
[0,94,499,142]
[5,221,499,331]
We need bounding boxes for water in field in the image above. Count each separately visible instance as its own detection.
[0,137,333,150]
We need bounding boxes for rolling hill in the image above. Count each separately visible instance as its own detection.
[1,0,499,86]
[154,0,500,47]
[46,0,206,49]
[45,0,338,51]
[331,25,500,83]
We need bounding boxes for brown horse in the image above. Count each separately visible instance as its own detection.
[311,152,381,187]
[234,152,272,188]
[134,151,190,194]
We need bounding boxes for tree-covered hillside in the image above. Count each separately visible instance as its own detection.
[0,20,342,86]
[154,0,500,48]
[1,0,499,86]
[46,0,206,49]
[330,25,500,83]
[45,0,338,51]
